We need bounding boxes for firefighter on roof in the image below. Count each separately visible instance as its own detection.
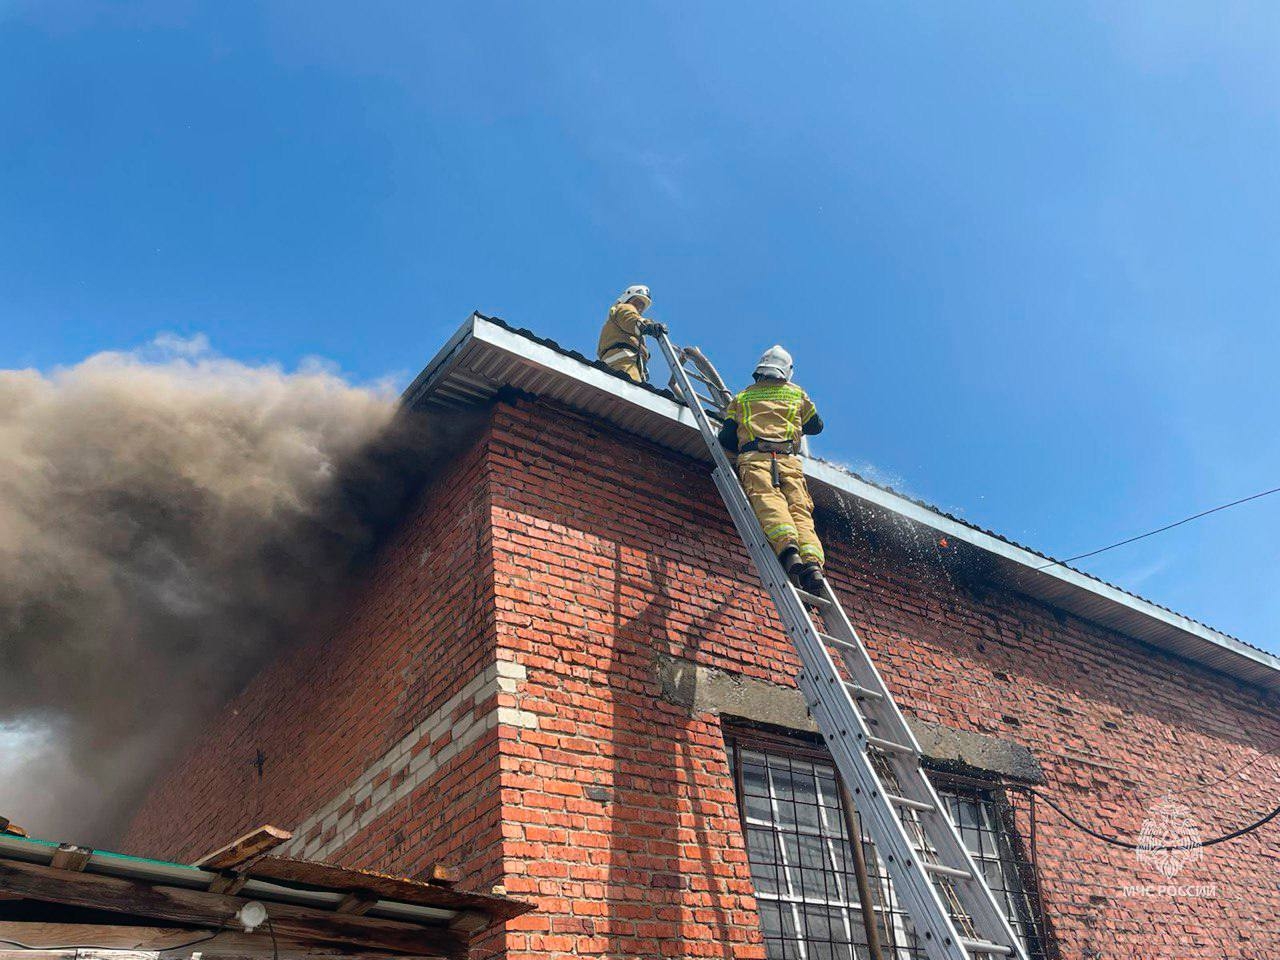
[598,284,666,383]
[718,346,826,593]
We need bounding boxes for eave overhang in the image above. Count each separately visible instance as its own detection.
[402,313,1280,694]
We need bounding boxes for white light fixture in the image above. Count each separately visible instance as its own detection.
[236,900,269,933]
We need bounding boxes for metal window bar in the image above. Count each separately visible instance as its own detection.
[730,739,1046,960]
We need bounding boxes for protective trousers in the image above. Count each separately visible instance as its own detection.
[736,451,824,565]
[600,346,646,384]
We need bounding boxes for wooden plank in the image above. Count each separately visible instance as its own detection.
[334,891,377,916]
[206,872,248,895]
[249,857,531,923]
[0,922,216,951]
[0,950,160,960]
[193,825,292,870]
[0,922,423,960]
[0,858,467,959]
[447,912,487,934]
[48,845,92,873]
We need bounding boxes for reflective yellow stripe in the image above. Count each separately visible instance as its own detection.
[734,383,808,446]
[742,384,798,399]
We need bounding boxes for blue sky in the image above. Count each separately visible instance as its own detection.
[3,1,1277,653]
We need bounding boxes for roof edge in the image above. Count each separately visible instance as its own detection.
[404,313,1280,691]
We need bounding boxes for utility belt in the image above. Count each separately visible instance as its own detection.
[741,438,801,455]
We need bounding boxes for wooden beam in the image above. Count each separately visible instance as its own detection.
[0,858,467,959]
[193,825,292,870]
[0,922,216,951]
[48,845,92,873]
[249,857,530,924]
[0,923,433,960]
[446,912,487,934]
[0,950,160,960]
[206,872,248,896]
[334,891,377,916]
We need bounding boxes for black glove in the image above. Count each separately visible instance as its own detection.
[642,319,669,336]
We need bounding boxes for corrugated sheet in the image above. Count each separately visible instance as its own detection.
[402,313,1280,693]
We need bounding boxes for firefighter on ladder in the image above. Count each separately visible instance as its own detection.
[718,346,826,593]
[597,284,666,383]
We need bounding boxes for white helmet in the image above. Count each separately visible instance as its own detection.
[616,284,651,311]
[753,345,793,381]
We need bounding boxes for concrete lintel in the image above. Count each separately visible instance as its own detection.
[657,656,1044,785]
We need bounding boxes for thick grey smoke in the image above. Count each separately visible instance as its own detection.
[0,335,424,846]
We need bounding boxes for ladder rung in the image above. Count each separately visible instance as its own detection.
[886,793,934,813]
[923,861,972,881]
[795,588,831,607]
[819,631,858,652]
[866,736,918,756]
[842,679,884,702]
[661,336,1028,960]
[961,939,1013,956]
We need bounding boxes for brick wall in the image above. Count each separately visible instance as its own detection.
[126,394,1280,959]
[484,396,1280,960]
[124,424,507,896]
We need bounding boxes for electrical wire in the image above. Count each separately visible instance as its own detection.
[1159,740,1280,799]
[265,914,280,960]
[1027,787,1280,851]
[0,930,224,952]
[1036,484,1280,571]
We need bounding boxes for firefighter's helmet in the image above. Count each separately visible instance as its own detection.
[753,345,794,381]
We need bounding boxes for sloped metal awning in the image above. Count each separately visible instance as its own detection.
[402,313,1280,694]
[0,831,531,960]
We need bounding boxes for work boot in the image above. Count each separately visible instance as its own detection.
[777,546,802,577]
[797,563,826,595]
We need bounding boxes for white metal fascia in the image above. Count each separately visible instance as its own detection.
[455,315,1280,684]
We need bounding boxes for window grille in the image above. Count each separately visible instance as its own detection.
[729,733,1046,960]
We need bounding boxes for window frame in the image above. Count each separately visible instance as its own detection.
[726,725,1049,960]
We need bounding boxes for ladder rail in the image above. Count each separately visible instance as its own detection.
[817,589,1024,947]
[654,332,1030,960]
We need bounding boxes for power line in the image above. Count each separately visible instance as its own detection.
[1036,484,1280,572]
[1027,787,1280,851]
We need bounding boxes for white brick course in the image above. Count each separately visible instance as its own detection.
[280,660,532,861]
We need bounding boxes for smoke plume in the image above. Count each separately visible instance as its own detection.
[0,335,427,845]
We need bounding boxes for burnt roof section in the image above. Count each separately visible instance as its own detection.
[402,312,1280,693]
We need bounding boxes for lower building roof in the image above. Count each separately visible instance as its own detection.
[0,830,530,960]
[401,313,1280,694]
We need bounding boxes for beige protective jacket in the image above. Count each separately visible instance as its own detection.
[597,302,651,363]
[722,380,820,451]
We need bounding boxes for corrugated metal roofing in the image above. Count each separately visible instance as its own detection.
[402,313,1280,694]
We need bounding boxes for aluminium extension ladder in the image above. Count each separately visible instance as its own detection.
[656,332,1029,960]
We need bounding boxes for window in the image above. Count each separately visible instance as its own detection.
[729,733,1045,960]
